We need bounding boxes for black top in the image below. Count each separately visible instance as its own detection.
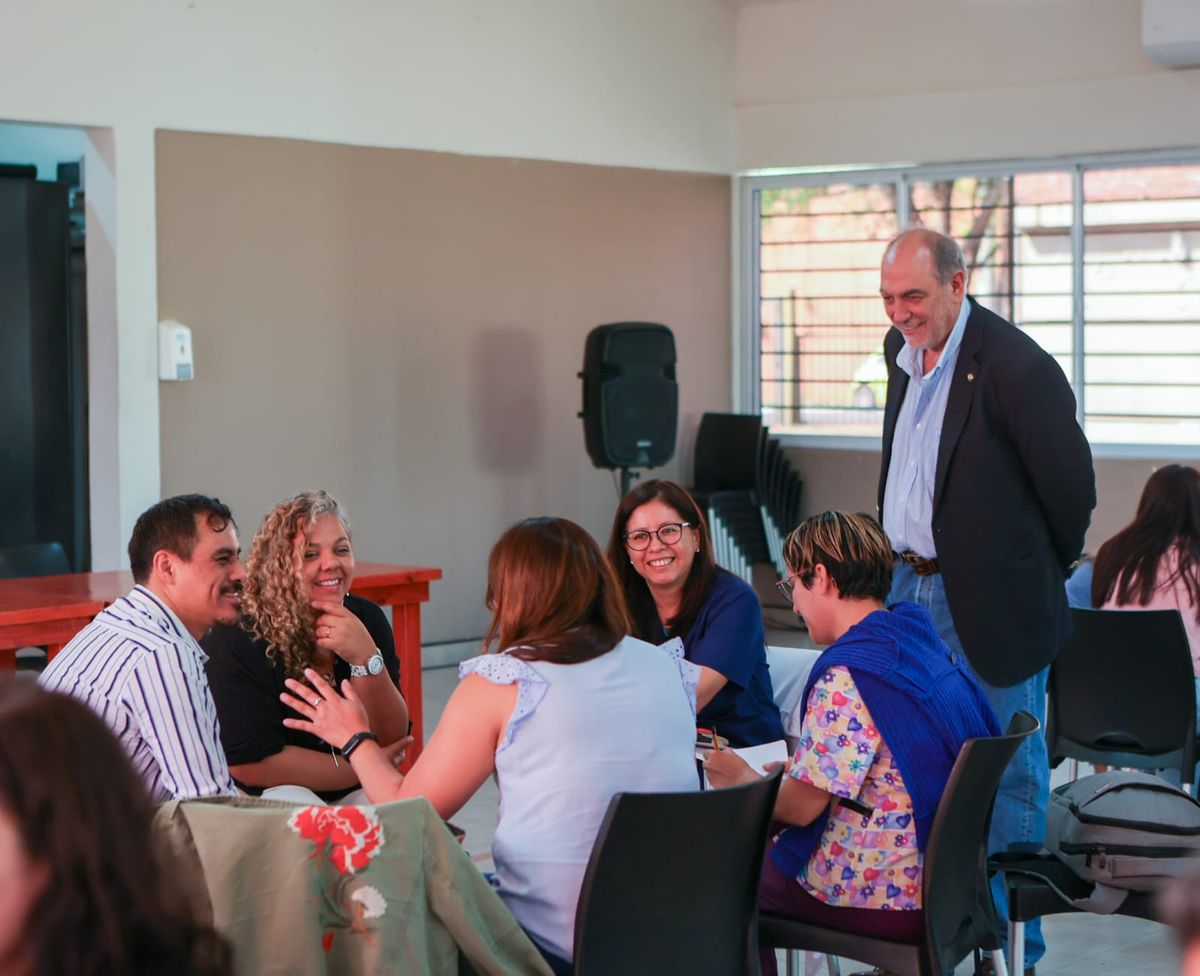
[202,594,400,796]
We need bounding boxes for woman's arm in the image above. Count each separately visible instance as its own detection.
[695,665,728,710]
[313,598,410,743]
[230,745,361,791]
[684,575,764,710]
[703,751,833,826]
[282,669,514,818]
[229,739,409,792]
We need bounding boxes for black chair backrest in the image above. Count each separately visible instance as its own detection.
[1048,607,1195,764]
[923,711,1039,973]
[0,542,71,580]
[573,768,783,976]
[693,413,765,494]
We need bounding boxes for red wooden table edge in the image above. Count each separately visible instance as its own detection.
[0,600,107,625]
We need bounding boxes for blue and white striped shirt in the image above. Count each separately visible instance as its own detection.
[39,585,237,802]
[882,297,971,558]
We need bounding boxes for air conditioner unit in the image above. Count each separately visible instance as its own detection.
[1144,0,1200,69]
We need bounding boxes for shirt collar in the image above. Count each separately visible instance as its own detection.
[897,295,971,381]
[127,584,206,656]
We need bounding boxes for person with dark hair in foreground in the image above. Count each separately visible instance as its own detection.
[606,479,784,747]
[40,494,243,800]
[281,517,698,974]
[706,512,998,976]
[0,681,232,976]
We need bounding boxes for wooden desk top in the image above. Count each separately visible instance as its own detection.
[0,563,443,616]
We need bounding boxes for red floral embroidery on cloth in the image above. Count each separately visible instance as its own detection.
[288,805,385,874]
[287,806,389,951]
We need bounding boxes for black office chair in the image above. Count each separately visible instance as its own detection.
[759,712,1041,976]
[1047,607,1198,787]
[572,767,783,975]
[692,413,766,496]
[0,541,71,579]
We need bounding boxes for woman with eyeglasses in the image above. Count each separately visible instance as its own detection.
[279,517,699,974]
[607,479,784,748]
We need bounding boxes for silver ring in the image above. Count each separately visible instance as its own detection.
[311,697,321,708]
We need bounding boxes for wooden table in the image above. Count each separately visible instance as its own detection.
[0,562,442,763]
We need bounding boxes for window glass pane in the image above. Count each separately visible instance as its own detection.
[1083,164,1200,445]
[909,173,1074,380]
[758,183,897,436]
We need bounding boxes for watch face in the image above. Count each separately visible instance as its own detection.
[367,653,385,676]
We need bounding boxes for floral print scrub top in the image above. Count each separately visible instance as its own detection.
[788,666,923,910]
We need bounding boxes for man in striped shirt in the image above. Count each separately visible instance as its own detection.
[41,494,245,801]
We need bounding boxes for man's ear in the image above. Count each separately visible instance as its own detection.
[150,548,177,585]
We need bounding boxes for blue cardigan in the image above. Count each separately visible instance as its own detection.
[769,602,1000,880]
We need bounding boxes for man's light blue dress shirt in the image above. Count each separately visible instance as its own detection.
[882,297,971,558]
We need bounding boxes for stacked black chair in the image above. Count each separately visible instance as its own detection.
[760,712,1040,976]
[573,767,783,975]
[1047,607,1199,787]
[691,413,803,582]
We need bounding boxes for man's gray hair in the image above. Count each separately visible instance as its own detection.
[886,228,966,285]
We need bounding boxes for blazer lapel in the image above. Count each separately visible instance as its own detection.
[933,299,983,513]
[878,327,909,514]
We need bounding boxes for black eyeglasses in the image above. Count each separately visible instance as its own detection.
[775,573,802,600]
[623,522,693,551]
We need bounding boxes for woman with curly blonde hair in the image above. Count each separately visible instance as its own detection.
[202,491,409,800]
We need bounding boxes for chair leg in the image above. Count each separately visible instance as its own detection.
[989,948,1010,976]
[824,954,840,976]
[1068,758,1078,782]
[1009,920,1025,976]
[784,949,796,976]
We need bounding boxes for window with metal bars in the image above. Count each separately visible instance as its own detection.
[746,155,1200,450]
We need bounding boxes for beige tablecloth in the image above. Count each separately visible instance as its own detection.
[156,795,553,976]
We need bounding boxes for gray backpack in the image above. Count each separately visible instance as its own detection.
[1043,770,1200,912]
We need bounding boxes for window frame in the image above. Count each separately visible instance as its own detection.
[735,147,1200,459]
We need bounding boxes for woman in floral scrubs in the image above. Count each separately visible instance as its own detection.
[706,512,998,975]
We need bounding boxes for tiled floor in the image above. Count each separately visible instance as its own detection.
[421,637,1180,976]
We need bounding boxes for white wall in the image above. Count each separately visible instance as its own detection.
[735,0,1200,170]
[0,0,736,567]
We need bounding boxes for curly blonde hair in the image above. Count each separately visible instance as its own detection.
[241,491,352,677]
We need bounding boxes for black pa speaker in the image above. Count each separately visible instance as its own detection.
[579,322,677,469]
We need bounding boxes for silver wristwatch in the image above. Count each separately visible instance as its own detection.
[349,649,386,678]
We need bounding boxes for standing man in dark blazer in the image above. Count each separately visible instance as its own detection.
[877,228,1095,973]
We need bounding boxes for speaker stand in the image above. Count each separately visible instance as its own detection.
[619,467,639,496]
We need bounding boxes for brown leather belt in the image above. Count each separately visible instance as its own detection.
[896,550,940,576]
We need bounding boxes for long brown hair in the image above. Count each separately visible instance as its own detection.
[606,479,719,640]
[0,681,231,976]
[1092,464,1200,621]
[483,517,630,664]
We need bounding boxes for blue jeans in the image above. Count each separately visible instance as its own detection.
[890,562,1049,967]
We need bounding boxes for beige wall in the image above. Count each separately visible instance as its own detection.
[735,0,1200,170]
[786,447,1182,557]
[155,131,731,644]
